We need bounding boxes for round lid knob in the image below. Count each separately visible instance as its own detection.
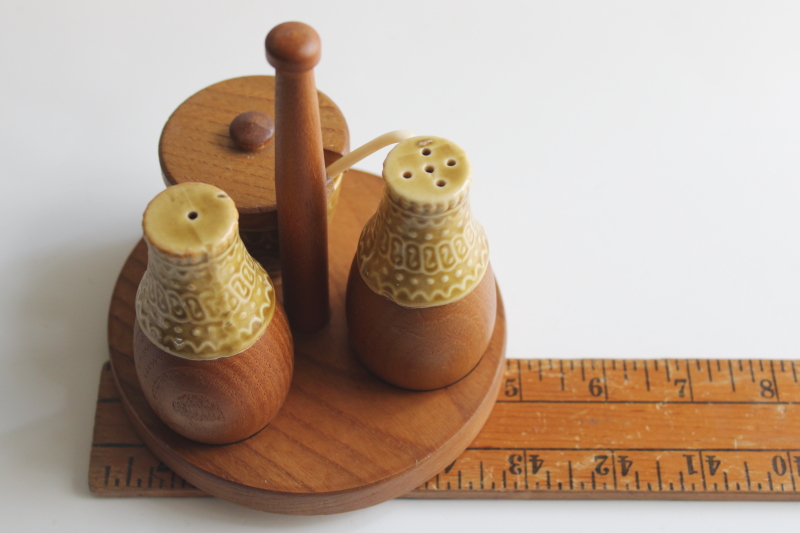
[229,110,274,150]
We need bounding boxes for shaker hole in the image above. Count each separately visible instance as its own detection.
[421,148,432,156]
[425,165,434,173]
[436,179,447,187]
[447,159,457,166]
[188,211,198,220]
[402,171,413,179]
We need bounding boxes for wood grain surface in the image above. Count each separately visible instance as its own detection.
[267,22,330,333]
[132,305,293,445]
[107,169,507,514]
[347,260,497,390]
[158,75,349,231]
[93,356,800,502]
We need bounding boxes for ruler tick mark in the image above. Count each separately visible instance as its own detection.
[696,359,702,372]
[793,362,798,384]
[707,360,713,382]
[749,360,755,383]
[125,456,133,487]
[560,360,565,391]
[644,360,651,391]
[665,360,671,382]
[568,461,573,490]
[657,461,663,491]
[538,360,542,381]
[602,360,609,401]
[768,472,774,491]
[728,360,736,393]
[623,360,628,382]
[770,360,780,402]
[745,462,752,490]
[581,360,586,381]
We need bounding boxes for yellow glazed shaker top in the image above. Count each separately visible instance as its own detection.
[356,136,490,307]
[136,182,276,360]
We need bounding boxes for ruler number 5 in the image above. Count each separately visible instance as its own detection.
[504,378,519,397]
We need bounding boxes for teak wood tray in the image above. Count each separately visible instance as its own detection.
[108,169,507,515]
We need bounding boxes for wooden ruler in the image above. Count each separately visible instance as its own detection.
[90,358,800,500]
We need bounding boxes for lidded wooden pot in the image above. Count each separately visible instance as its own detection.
[158,75,349,277]
[346,136,496,390]
[133,182,293,445]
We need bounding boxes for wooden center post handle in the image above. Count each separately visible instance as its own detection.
[266,22,330,333]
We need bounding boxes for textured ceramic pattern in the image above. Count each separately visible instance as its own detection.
[356,137,489,307]
[136,183,276,360]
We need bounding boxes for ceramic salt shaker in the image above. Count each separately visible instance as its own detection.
[346,136,496,390]
[133,182,293,445]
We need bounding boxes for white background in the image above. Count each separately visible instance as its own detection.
[2,0,800,530]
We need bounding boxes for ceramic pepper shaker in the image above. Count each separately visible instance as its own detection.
[346,136,497,390]
[133,182,293,445]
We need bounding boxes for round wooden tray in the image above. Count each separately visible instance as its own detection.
[108,169,507,515]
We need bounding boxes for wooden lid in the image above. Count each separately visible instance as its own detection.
[158,75,349,230]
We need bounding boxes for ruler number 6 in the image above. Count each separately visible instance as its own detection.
[588,378,603,397]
